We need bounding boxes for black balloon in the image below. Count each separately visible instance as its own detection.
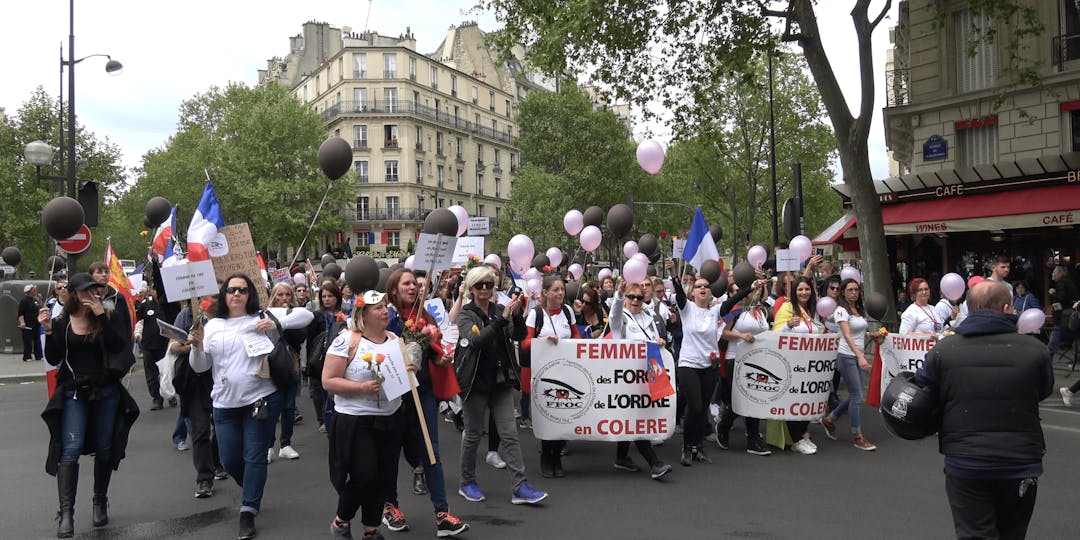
[377,261,390,269]
[709,224,723,243]
[321,253,336,267]
[322,262,342,279]
[565,282,582,303]
[144,196,171,226]
[423,208,459,236]
[865,292,889,321]
[646,265,657,277]
[318,137,353,181]
[376,267,393,293]
[710,275,728,298]
[733,261,755,288]
[2,246,21,266]
[344,255,380,293]
[42,197,85,241]
[45,255,65,273]
[638,233,658,256]
[143,215,155,228]
[582,206,604,228]
[699,260,722,284]
[532,254,550,270]
[606,204,635,239]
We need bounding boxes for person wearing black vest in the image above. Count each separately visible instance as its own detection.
[914,281,1053,540]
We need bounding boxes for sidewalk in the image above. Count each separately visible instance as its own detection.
[0,352,146,384]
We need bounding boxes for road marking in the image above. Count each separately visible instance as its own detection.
[1040,406,1080,416]
[1042,424,1080,434]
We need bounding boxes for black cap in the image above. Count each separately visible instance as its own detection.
[68,272,104,292]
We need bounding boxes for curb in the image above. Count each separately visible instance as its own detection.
[0,374,46,384]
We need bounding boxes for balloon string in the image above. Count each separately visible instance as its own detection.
[288,182,334,271]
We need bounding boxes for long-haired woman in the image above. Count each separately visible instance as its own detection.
[820,278,876,451]
[772,276,824,455]
[268,282,305,461]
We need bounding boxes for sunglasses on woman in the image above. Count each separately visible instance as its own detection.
[473,281,495,290]
[626,294,645,302]
[225,286,249,295]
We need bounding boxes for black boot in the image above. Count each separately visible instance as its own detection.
[552,443,565,478]
[716,408,735,450]
[239,510,257,539]
[539,446,554,478]
[56,463,78,538]
[92,458,112,527]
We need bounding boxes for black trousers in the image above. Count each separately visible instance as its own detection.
[946,475,1038,540]
[717,374,762,440]
[678,366,718,449]
[616,440,659,465]
[142,347,165,401]
[330,412,403,527]
[21,327,42,360]
[182,375,221,482]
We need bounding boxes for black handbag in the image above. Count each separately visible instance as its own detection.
[262,310,300,390]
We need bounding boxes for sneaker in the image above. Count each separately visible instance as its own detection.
[792,438,818,455]
[680,447,693,466]
[267,448,273,463]
[381,503,409,532]
[331,518,353,540]
[435,512,469,537]
[746,438,772,456]
[511,483,548,505]
[613,456,639,472]
[361,529,386,540]
[716,430,730,450]
[458,482,485,502]
[318,423,327,433]
[517,417,532,430]
[1062,387,1074,407]
[214,467,229,480]
[805,437,818,451]
[709,402,721,424]
[650,462,673,480]
[853,435,877,451]
[821,416,838,440]
[150,399,164,411]
[176,440,190,451]
[692,446,712,464]
[279,445,300,460]
[413,471,428,495]
[294,413,304,425]
[485,451,507,469]
[195,480,214,498]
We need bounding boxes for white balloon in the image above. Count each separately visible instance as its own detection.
[597,268,612,281]
[632,253,649,266]
[563,210,584,236]
[546,247,563,268]
[839,265,862,283]
[292,273,307,286]
[747,245,767,267]
[623,241,639,259]
[525,267,542,282]
[623,258,647,283]
[568,263,584,280]
[483,253,502,268]
[789,235,813,261]
[526,277,543,296]
[404,255,415,270]
[448,205,470,237]
[580,225,603,252]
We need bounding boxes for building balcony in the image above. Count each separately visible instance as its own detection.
[353,207,426,221]
[357,175,370,184]
[384,70,398,79]
[321,100,518,145]
[885,68,910,108]
[353,141,369,150]
[493,164,502,173]
[353,70,367,79]
[386,174,400,182]
[384,139,400,149]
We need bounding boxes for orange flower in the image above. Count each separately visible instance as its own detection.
[405,318,415,329]
[375,353,386,364]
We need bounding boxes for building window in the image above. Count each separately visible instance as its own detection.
[957,124,997,167]
[386,231,400,248]
[356,196,370,220]
[354,53,367,79]
[353,125,368,149]
[356,232,370,247]
[495,178,501,198]
[416,160,424,184]
[437,165,445,187]
[1069,109,1080,151]
[474,113,481,127]
[489,90,496,111]
[510,153,517,171]
[451,75,457,97]
[409,57,417,81]
[384,88,398,112]
[505,99,512,117]
[430,65,438,89]
[495,206,501,220]
[476,173,484,195]
[456,169,463,191]
[494,149,500,166]
[353,88,367,111]
[477,143,484,165]
[384,125,399,147]
[355,160,369,184]
[477,204,485,217]
[386,196,400,218]
[453,106,460,126]
[436,132,444,155]
[955,10,997,93]
[383,53,397,78]
[415,126,423,149]
[456,137,463,159]
[385,160,399,182]
[471,85,479,104]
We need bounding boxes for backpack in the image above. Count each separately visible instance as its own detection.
[262,310,300,390]
[307,313,346,378]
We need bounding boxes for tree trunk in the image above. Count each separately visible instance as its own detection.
[838,140,897,321]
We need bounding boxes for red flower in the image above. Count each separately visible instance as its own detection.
[542,265,553,272]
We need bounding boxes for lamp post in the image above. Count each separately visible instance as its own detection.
[24,0,121,276]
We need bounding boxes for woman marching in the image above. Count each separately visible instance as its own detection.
[772,276,824,455]
[192,274,313,539]
[323,289,409,540]
[307,281,348,434]
[899,278,958,335]
[717,278,772,456]
[40,273,139,538]
[819,278,877,451]
[268,282,306,462]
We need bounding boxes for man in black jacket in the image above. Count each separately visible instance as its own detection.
[915,281,1053,539]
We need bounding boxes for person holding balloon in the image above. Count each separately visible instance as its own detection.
[772,276,825,455]
[819,278,877,451]
[900,278,958,335]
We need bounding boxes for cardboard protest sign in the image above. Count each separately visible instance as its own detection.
[210,223,268,306]
[531,339,676,442]
[731,331,839,420]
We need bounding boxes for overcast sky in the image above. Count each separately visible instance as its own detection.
[2,0,896,181]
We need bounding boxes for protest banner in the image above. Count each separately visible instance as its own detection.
[270,268,291,284]
[210,223,268,305]
[731,331,839,420]
[160,260,219,302]
[672,239,687,259]
[877,333,936,402]
[414,233,457,272]
[451,237,485,266]
[531,339,676,442]
[775,249,802,272]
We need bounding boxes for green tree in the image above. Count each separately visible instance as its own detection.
[0,87,125,275]
[101,83,352,263]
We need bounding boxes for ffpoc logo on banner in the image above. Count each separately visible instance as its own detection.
[533,359,597,425]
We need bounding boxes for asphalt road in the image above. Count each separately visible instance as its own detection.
[2,374,1080,540]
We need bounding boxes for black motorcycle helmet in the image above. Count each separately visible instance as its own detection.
[880,372,940,440]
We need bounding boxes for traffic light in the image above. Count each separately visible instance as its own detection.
[78,181,99,227]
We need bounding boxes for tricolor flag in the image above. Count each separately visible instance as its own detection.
[187,182,225,262]
[681,207,719,271]
[645,342,675,402]
[257,252,268,283]
[105,241,137,334]
[152,205,178,264]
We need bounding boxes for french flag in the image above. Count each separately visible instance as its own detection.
[682,207,719,270]
[257,251,268,282]
[151,205,178,264]
[187,182,225,262]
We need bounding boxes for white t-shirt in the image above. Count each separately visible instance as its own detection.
[725,308,771,360]
[327,333,403,416]
[525,305,574,339]
[833,306,868,356]
[899,300,952,334]
[678,301,726,369]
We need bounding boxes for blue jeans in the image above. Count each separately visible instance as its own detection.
[390,391,449,512]
[172,412,191,445]
[213,391,282,513]
[60,384,121,464]
[828,353,869,432]
[275,384,297,447]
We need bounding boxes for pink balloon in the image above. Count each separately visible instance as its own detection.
[564,210,584,236]
[1017,308,1045,334]
[597,268,612,281]
[404,255,415,270]
[525,277,543,296]
[636,139,665,175]
[292,273,307,286]
[747,245,767,267]
[546,247,563,268]
[623,258,647,283]
[839,265,862,283]
[631,252,649,266]
[789,235,812,261]
[580,225,603,252]
[448,205,470,237]
[623,240,639,258]
[568,263,584,280]
[483,253,502,268]
[940,272,966,302]
[816,296,837,319]
[508,234,535,269]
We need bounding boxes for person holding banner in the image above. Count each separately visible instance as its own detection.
[609,279,674,479]
[525,275,581,478]
[718,279,772,456]
[193,274,314,540]
[900,278,957,335]
[820,279,876,451]
[773,277,825,455]
[455,266,549,506]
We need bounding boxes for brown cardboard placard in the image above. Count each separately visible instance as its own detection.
[211,223,269,307]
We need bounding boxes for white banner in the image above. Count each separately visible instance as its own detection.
[775,248,802,272]
[413,233,458,272]
[160,260,219,302]
[672,239,686,259]
[531,339,676,442]
[878,334,936,402]
[731,331,839,420]
[467,216,490,236]
[451,237,485,266]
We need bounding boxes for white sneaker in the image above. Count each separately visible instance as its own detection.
[485,451,507,469]
[792,438,817,455]
[709,403,721,424]
[1062,387,1074,407]
[267,448,273,463]
[279,445,300,460]
[804,437,818,451]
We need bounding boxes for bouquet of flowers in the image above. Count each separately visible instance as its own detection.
[362,352,386,404]
[401,318,440,349]
[868,326,889,345]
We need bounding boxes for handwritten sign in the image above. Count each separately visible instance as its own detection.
[672,239,687,259]
[160,260,219,302]
[775,249,802,272]
[414,233,458,272]
[451,237,485,267]
[211,224,268,306]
